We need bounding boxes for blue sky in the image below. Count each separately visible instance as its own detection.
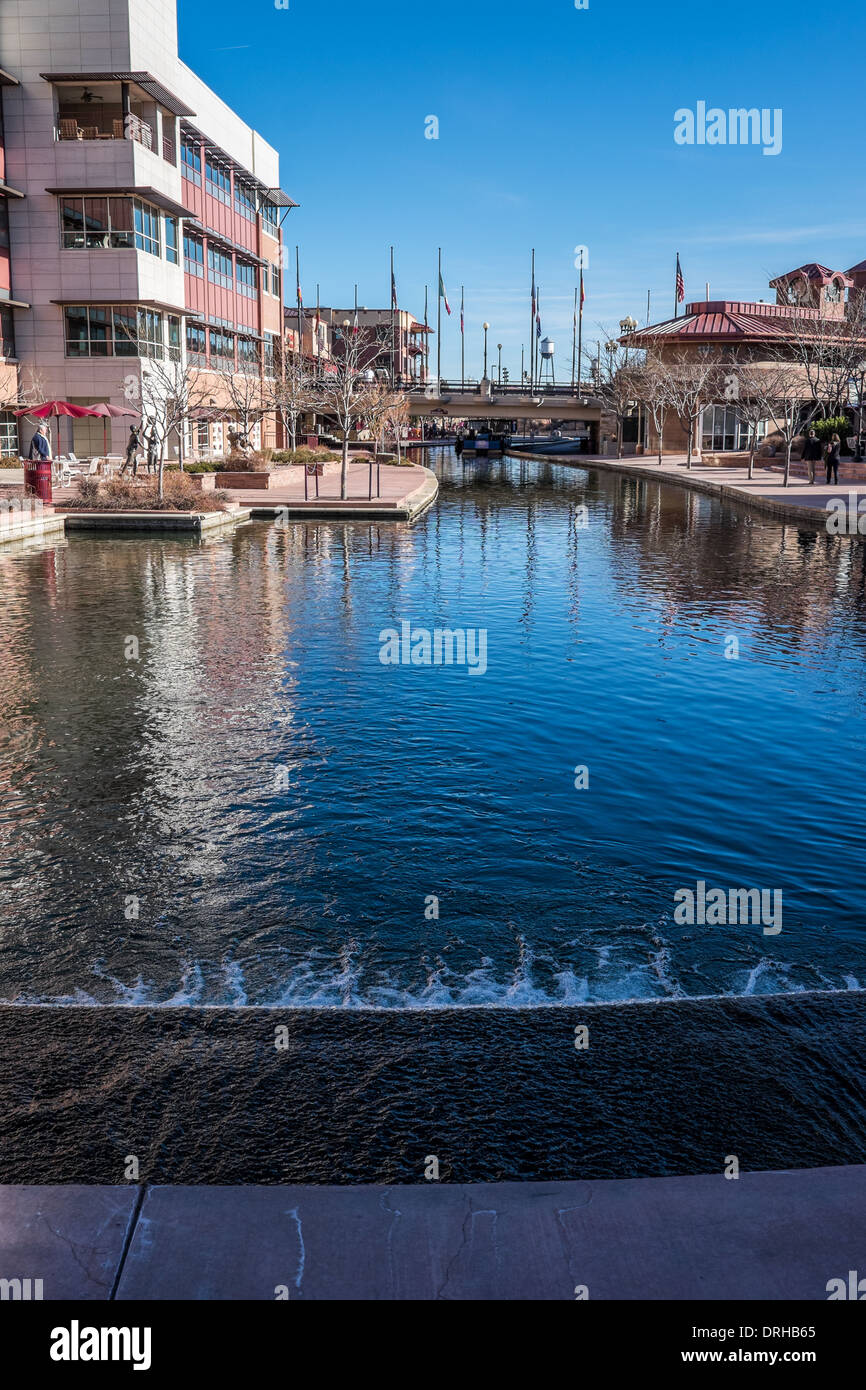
[178,0,866,378]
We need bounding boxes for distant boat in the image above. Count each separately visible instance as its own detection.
[461,431,507,456]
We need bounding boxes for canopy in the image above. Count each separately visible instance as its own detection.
[13,400,101,418]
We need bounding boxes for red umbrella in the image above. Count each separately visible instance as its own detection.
[14,400,102,461]
[87,402,141,457]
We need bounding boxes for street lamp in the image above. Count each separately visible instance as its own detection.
[483,322,490,377]
[619,316,638,366]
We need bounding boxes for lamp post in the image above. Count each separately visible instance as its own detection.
[483,322,490,378]
[619,316,637,365]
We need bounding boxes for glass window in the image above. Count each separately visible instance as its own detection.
[83,198,109,249]
[108,197,134,248]
[207,246,233,289]
[0,307,15,359]
[165,216,179,265]
[184,234,204,277]
[261,201,279,234]
[64,306,90,356]
[113,307,137,356]
[181,137,202,185]
[234,181,256,220]
[186,323,206,359]
[133,199,160,257]
[236,260,257,298]
[205,158,231,205]
[137,308,163,358]
[60,196,144,250]
[209,328,234,364]
[87,306,110,356]
[0,409,18,457]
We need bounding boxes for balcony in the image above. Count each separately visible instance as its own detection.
[46,71,195,165]
[58,109,153,149]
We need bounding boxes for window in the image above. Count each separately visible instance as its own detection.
[234,181,256,220]
[165,216,179,265]
[181,137,202,185]
[238,336,259,371]
[270,263,281,299]
[207,246,233,289]
[0,306,15,359]
[261,200,279,234]
[168,315,181,360]
[236,260,257,299]
[263,331,276,375]
[186,322,207,364]
[60,196,135,250]
[184,234,204,277]
[195,420,210,453]
[64,305,168,358]
[700,404,766,453]
[0,410,18,457]
[134,199,160,257]
[205,157,231,205]
[209,328,234,364]
[0,199,9,251]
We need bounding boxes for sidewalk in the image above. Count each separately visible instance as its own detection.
[2,1165,862,1300]
[510,449,866,533]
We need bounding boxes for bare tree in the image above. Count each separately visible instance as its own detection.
[137,354,212,498]
[273,340,316,453]
[311,325,383,498]
[214,358,274,459]
[664,351,721,466]
[596,335,644,457]
[632,354,673,465]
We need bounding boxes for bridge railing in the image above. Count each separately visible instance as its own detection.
[401,380,601,401]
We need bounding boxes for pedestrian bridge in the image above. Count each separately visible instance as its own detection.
[402,381,604,425]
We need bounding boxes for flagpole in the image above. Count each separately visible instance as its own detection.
[529,249,535,394]
[577,256,584,399]
[390,245,395,386]
[646,289,651,326]
[437,248,442,386]
[571,288,577,394]
[534,284,540,388]
[295,245,303,361]
[423,284,429,385]
[460,285,465,391]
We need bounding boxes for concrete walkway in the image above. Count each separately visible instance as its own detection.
[509,448,866,534]
[222,460,438,521]
[2,1165,862,1300]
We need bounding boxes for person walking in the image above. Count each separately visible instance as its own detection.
[801,429,822,484]
[27,425,51,462]
[122,424,142,476]
[825,433,841,486]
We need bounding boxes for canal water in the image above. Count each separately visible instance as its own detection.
[1,451,865,1010]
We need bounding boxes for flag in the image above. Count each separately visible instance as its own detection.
[580,266,585,310]
[676,254,685,304]
[352,308,359,335]
[439,271,451,316]
[536,286,541,338]
[391,267,398,311]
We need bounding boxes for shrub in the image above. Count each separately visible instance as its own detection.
[62,471,228,513]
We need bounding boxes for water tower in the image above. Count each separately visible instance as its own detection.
[539,336,555,385]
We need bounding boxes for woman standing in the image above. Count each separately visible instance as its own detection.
[825,433,841,486]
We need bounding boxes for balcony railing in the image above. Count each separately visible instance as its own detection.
[57,113,154,150]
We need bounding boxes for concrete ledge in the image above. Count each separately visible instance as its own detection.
[0,513,66,549]
[3,1166,861,1300]
[249,468,438,523]
[505,450,853,536]
[57,508,252,534]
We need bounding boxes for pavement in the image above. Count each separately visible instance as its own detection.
[2,1165,863,1300]
[508,448,866,533]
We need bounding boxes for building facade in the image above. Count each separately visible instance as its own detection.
[286,306,430,385]
[0,62,24,456]
[625,262,864,457]
[0,0,294,460]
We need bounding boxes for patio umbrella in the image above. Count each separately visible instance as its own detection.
[13,400,102,459]
[86,402,141,457]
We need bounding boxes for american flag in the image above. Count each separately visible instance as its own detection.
[391,267,398,311]
[536,285,542,338]
[676,254,685,304]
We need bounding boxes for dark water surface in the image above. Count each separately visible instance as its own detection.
[1,452,866,1007]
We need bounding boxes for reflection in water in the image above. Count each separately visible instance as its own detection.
[1,451,865,1007]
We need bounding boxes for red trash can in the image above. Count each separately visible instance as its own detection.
[24,460,53,504]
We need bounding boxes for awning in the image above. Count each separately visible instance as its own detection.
[50,297,194,316]
[40,71,195,118]
[46,186,195,220]
[0,182,24,199]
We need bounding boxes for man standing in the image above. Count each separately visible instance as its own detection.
[27,425,51,462]
[801,429,822,485]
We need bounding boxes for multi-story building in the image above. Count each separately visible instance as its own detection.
[0,0,295,461]
[286,306,430,385]
[624,261,864,457]
[0,61,25,457]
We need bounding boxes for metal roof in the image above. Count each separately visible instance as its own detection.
[625,300,838,346]
[46,186,195,220]
[40,72,196,118]
[180,122,297,209]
